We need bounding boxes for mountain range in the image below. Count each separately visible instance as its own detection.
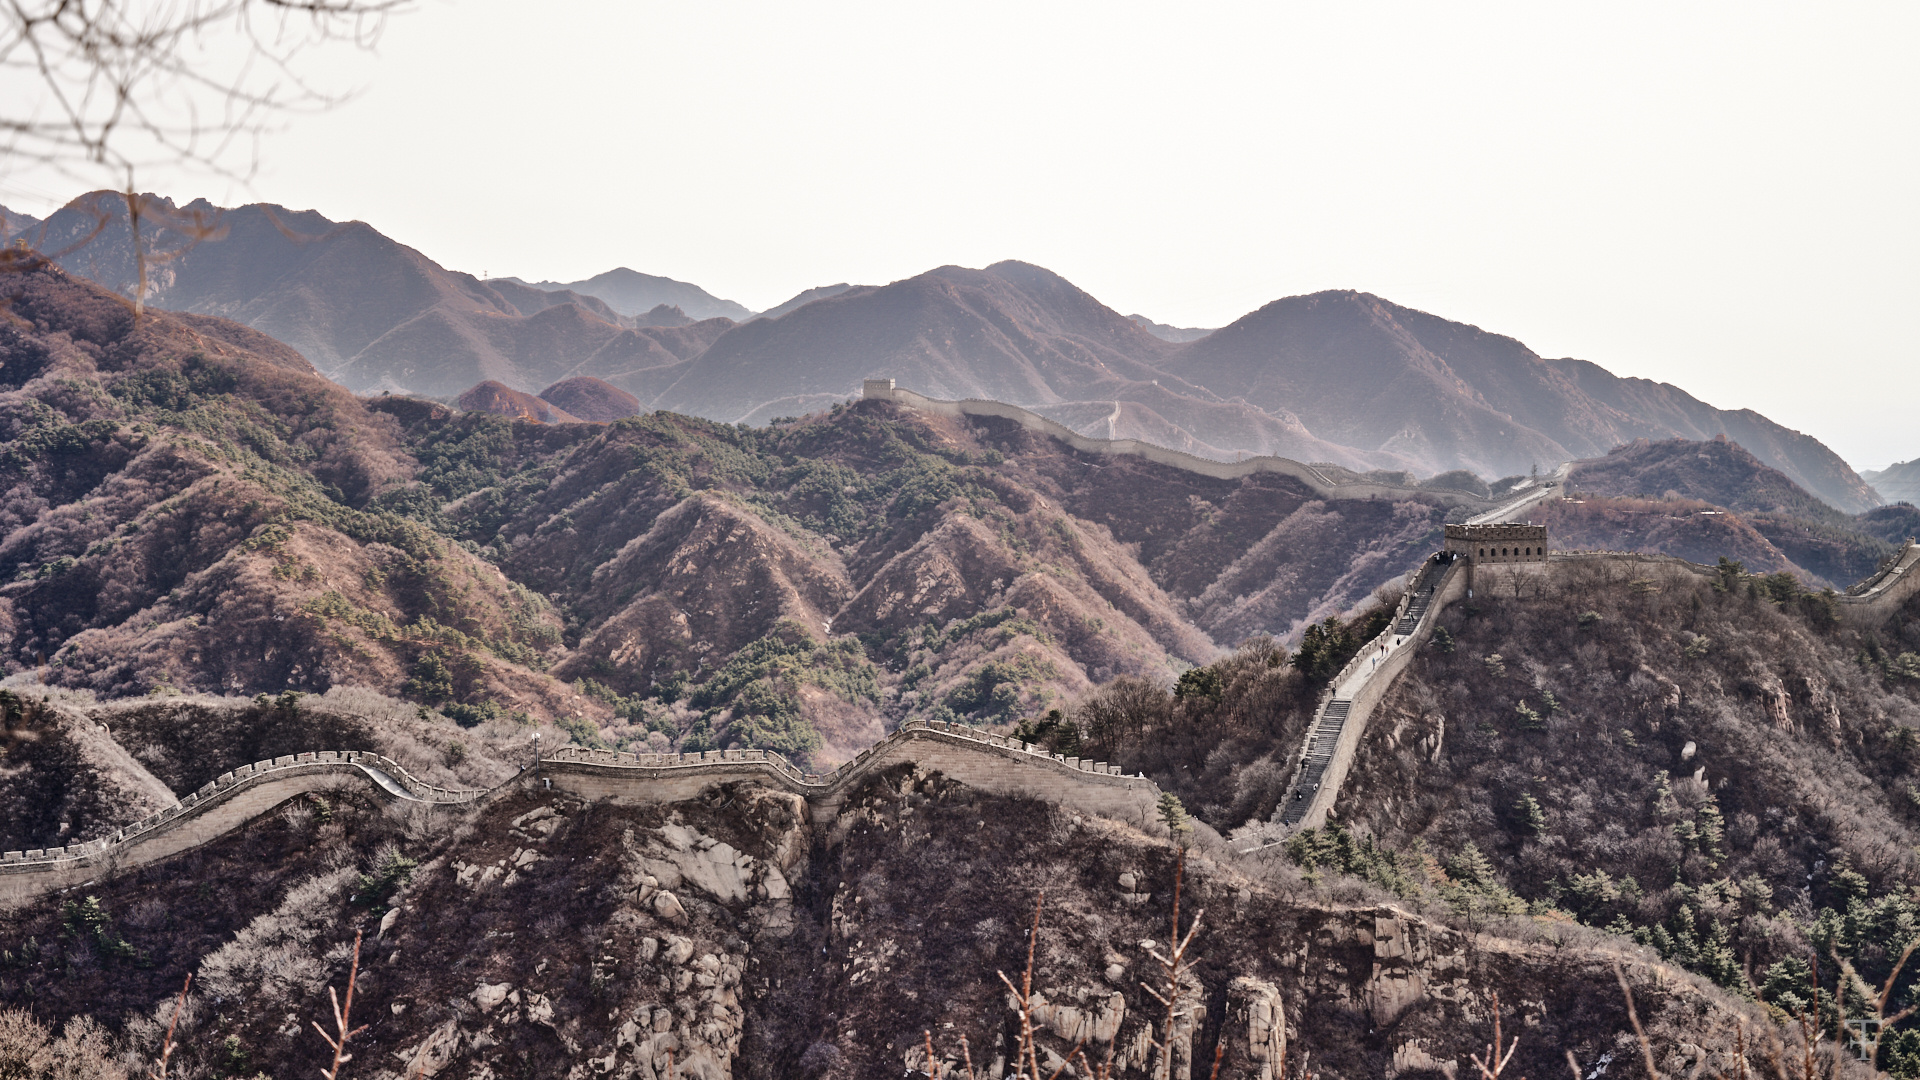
[2,191,1885,513]
[1865,458,1920,505]
[497,266,752,321]
[8,221,1920,1079]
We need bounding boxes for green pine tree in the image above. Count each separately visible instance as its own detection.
[1515,793,1548,835]
[1157,792,1193,848]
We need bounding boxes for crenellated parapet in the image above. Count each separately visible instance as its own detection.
[0,722,1167,908]
[539,720,1154,828]
[0,750,487,907]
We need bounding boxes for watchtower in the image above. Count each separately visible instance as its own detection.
[1445,522,1549,565]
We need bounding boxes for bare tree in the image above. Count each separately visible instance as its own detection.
[2,0,406,309]
[4,0,405,186]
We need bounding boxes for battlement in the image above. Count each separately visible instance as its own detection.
[1445,522,1549,564]
[0,720,1171,909]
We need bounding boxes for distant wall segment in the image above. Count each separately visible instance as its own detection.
[860,379,1500,509]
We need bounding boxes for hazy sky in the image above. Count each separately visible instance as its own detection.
[6,2,1917,470]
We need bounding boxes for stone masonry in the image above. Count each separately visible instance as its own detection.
[1444,522,1549,564]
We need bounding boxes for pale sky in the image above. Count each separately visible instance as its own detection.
[5,1,1917,471]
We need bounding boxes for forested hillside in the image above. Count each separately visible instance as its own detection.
[0,262,1474,769]
[1037,550,1920,1072]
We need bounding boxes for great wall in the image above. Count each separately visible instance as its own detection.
[0,721,1167,908]
[858,379,1513,510]
[3,385,1916,907]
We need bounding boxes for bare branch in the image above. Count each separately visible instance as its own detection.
[1470,990,1519,1079]
[148,972,192,1080]
[313,928,368,1080]
[3,0,406,194]
[1612,962,1662,1080]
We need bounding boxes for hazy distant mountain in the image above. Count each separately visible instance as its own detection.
[505,267,751,322]
[1127,313,1215,343]
[1164,290,1881,512]
[20,191,1878,511]
[20,192,736,398]
[752,283,855,322]
[1864,459,1920,505]
[647,261,1405,471]
[0,203,41,240]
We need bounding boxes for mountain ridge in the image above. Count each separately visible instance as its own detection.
[501,265,752,322]
[1865,458,1920,505]
[13,191,1882,513]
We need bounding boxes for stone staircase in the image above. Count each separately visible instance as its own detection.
[1279,700,1351,826]
[1395,580,1437,636]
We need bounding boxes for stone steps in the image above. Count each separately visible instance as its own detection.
[1279,700,1351,826]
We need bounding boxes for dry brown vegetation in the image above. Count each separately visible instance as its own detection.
[0,739,1890,1080]
[0,261,1474,770]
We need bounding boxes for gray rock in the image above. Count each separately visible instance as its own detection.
[471,981,511,1013]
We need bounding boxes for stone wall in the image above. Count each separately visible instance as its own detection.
[1293,560,1468,831]
[11,535,1909,907]
[0,751,482,908]
[539,722,1161,832]
[863,381,1499,509]
[0,724,1174,908]
[1445,522,1550,566]
[1839,539,1920,626]
[1848,539,1916,597]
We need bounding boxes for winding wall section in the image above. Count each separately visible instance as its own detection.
[539,719,1159,829]
[0,722,1162,909]
[0,751,478,907]
[5,445,1909,903]
[1266,466,1570,839]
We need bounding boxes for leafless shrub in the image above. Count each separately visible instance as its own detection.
[1471,990,1519,1078]
[0,1006,129,1079]
[996,892,1084,1080]
[281,799,314,832]
[1139,852,1206,1080]
[196,866,354,1001]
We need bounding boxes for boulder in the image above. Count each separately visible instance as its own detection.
[471,981,512,1013]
